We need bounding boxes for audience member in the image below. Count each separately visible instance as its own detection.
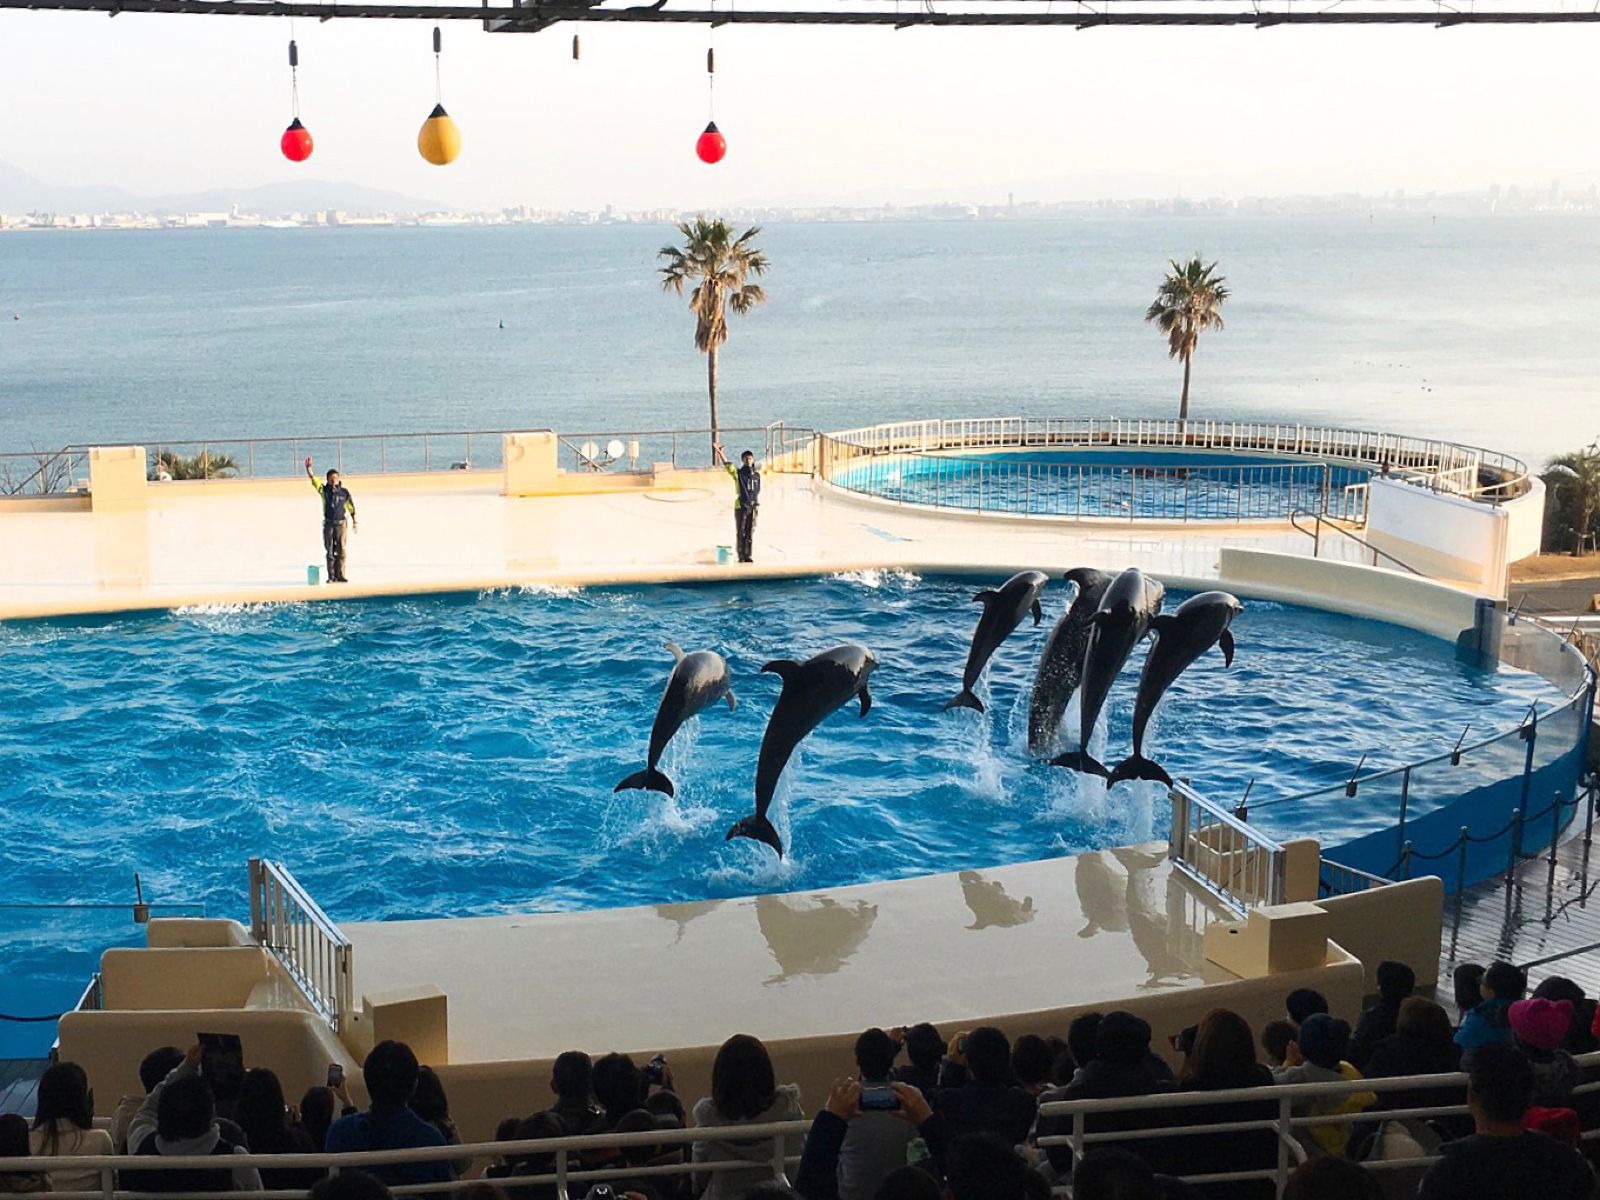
[1067,1014,1104,1080]
[109,1047,184,1153]
[1510,998,1582,1107]
[410,1066,469,1176]
[1260,1020,1296,1068]
[1457,962,1527,1057]
[1361,996,1468,1140]
[124,1045,262,1193]
[610,1108,686,1200]
[1178,1010,1272,1092]
[234,1067,322,1189]
[1170,1010,1276,1199]
[1532,978,1600,1055]
[482,1112,566,1200]
[593,1054,648,1127]
[836,1030,918,1200]
[1009,1035,1056,1097]
[324,1040,451,1188]
[1285,989,1330,1028]
[1349,961,1416,1069]
[795,1078,946,1200]
[931,1028,1037,1146]
[1418,1044,1596,1199]
[0,1113,49,1195]
[1454,964,1486,1025]
[308,1169,394,1200]
[1036,1012,1173,1174]
[545,1051,607,1136]
[1525,1106,1583,1150]
[27,1062,114,1195]
[891,1025,945,1097]
[691,1034,805,1200]
[1270,1014,1375,1156]
[296,1085,347,1151]
[1282,1157,1383,1200]
[945,1134,1050,1200]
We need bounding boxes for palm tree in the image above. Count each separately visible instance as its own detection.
[1145,256,1230,425]
[658,218,770,452]
[151,449,238,480]
[1542,441,1600,554]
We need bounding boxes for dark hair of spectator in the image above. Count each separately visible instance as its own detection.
[1532,976,1584,1005]
[904,1024,944,1071]
[506,1113,566,1172]
[0,1112,32,1159]
[963,1027,1013,1087]
[1067,1013,1104,1069]
[1049,1045,1078,1086]
[873,1164,944,1200]
[1072,1147,1160,1200]
[1010,1034,1055,1089]
[299,1087,336,1148]
[140,1047,186,1094]
[493,1117,521,1143]
[1483,962,1527,1003]
[1396,997,1454,1044]
[645,1088,687,1127]
[1283,1157,1383,1200]
[235,1068,292,1147]
[158,1072,216,1141]
[1467,1044,1535,1123]
[1261,1020,1296,1064]
[1285,989,1329,1026]
[1376,961,1416,1005]
[947,1133,1051,1200]
[410,1066,450,1124]
[551,1051,593,1102]
[614,1108,664,1166]
[1454,963,1486,1015]
[593,1053,644,1122]
[363,1041,421,1107]
[1179,1010,1260,1090]
[309,1169,395,1200]
[1294,1014,1350,1071]
[711,1034,779,1120]
[856,1028,899,1080]
[1096,1013,1153,1069]
[32,1062,94,1153]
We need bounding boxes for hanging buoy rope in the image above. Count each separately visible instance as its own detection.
[280,29,314,162]
[417,24,462,165]
[696,24,726,164]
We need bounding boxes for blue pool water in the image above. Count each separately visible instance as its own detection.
[834,448,1373,520]
[0,574,1564,1053]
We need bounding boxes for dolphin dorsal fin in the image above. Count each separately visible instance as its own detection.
[762,659,801,682]
[1219,628,1236,667]
[725,690,738,712]
[664,642,686,662]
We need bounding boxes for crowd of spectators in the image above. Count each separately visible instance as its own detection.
[3,958,1599,1200]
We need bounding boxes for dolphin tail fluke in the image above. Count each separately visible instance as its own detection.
[944,689,985,713]
[726,814,784,858]
[1051,750,1111,779]
[614,768,675,797]
[1107,755,1173,787]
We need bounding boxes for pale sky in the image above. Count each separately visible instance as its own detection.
[2,14,1595,210]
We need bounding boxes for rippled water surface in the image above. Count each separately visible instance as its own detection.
[0,574,1564,1050]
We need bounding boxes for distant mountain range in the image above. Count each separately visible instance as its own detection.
[0,161,445,216]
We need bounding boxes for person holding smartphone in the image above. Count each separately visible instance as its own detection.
[834,1029,918,1200]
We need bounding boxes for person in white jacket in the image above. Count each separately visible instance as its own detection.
[27,1063,114,1196]
[692,1035,804,1200]
[124,1045,262,1194]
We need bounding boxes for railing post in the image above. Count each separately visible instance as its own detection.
[101,1164,114,1200]
[1507,809,1524,890]
[1071,1111,1085,1174]
[771,1131,787,1182]
[1549,792,1564,866]
[1456,828,1469,896]
[1587,775,1595,844]
[248,858,264,942]
[555,1145,569,1200]
[1401,840,1414,882]
[1276,1093,1293,1196]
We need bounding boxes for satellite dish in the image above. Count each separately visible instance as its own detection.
[607,439,625,459]
[581,440,600,460]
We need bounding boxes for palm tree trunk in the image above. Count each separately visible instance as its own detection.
[707,343,721,454]
[1178,349,1193,426]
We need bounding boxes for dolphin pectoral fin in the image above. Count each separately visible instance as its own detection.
[727,814,784,858]
[664,642,686,662]
[1031,598,1043,626]
[858,685,872,717]
[1219,629,1236,667]
[725,690,738,712]
[944,690,985,713]
[615,768,675,797]
[1090,610,1112,627]
[1149,614,1176,636]
[972,589,1000,605]
[761,659,801,681]
[1108,755,1173,787]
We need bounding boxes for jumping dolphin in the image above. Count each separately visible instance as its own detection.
[731,643,879,857]
[1108,590,1242,787]
[945,570,1049,713]
[1027,567,1116,754]
[1052,567,1165,779]
[616,644,736,798]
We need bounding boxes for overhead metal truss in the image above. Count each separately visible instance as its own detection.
[5,0,1600,31]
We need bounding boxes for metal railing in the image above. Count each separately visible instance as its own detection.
[2,1118,808,1200]
[1317,857,1396,899]
[247,858,352,1034]
[1167,781,1287,913]
[1289,509,1424,574]
[0,447,89,495]
[554,425,785,473]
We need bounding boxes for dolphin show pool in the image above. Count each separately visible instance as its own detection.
[0,571,1572,1052]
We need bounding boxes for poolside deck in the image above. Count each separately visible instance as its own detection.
[0,471,1405,621]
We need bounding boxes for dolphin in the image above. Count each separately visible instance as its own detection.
[945,570,1050,713]
[730,643,880,857]
[1108,591,1242,787]
[615,644,736,798]
[1051,567,1166,779]
[1027,567,1116,754]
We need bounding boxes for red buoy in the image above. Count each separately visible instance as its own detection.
[696,121,726,165]
[281,118,314,163]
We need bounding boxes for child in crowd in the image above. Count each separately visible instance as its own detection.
[0,1114,49,1195]
[1508,998,1581,1107]
[1261,1020,1297,1068]
[1271,1014,1375,1156]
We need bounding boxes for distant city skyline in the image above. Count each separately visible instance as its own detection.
[3,16,1598,211]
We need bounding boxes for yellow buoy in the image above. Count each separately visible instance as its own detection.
[417,103,461,166]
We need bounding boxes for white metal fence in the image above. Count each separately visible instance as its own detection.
[247,858,353,1033]
[1167,781,1287,912]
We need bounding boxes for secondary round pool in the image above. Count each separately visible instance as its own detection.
[0,572,1564,1053]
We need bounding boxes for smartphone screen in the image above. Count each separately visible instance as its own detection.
[859,1086,901,1112]
[197,1032,245,1102]
[327,1063,344,1089]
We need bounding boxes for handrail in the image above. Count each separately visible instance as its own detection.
[1289,508,1424,575]
[247,858,352,1033]
[1167,780,1286,912]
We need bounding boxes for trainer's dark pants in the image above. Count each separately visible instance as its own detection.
[323,520,348,581]
[735,506,757,563]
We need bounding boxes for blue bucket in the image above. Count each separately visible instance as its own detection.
[716,546,732,565]
[307,565,321,585]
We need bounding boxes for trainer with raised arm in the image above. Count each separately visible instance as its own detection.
[713,442,761,563]
[305,456,357,583]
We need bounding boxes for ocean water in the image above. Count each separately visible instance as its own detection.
[0,216,1596,467]
[0,574,1566,1052]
